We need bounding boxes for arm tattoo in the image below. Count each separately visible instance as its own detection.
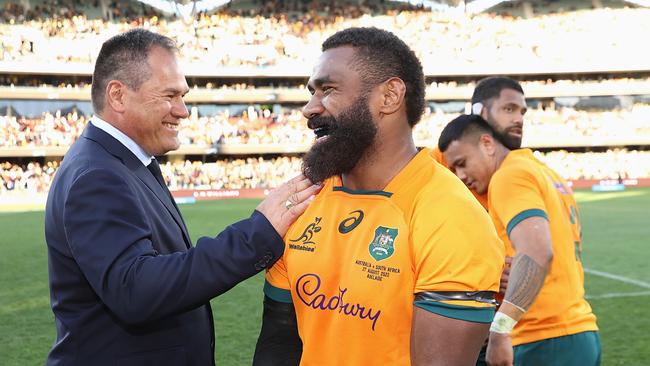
[503,253,548,311]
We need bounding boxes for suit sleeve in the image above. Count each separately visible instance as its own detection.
[63,168,284,325]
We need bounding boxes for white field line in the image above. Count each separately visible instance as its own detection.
[584,268,650,289]
[586,291,650,299]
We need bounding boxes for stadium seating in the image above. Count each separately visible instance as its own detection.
[0,0,648,198]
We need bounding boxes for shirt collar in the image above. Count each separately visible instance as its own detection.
[91,116,153,166]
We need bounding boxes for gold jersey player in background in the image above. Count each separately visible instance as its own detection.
[439,114,600,366]
[252,27,505,366]
[431,76,528,210]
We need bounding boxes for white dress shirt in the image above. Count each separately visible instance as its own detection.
[90,116,153,166]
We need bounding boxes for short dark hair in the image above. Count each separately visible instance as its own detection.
[438,114,502,152]
[322,27,425,127]
[91,28,177,113]
[471,76,524,106]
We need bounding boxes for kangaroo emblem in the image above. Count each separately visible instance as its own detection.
[289,217,322,245]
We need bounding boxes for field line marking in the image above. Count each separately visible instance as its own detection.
[586,291,650,299]
[584,268,650,289]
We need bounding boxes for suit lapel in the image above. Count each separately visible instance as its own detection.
[133,165,192,248]
[82,124,192,248]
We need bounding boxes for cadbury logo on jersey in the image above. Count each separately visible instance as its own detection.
[338,210,364,234]
[289,217,322,252]
[296,273,381,331]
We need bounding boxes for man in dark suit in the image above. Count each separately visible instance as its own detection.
[44,29,319,365]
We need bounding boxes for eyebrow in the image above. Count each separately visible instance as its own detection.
[504,102,526,109]
[307,75,334,91]
[163,87,189,95]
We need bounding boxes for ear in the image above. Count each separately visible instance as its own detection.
[478,133,497,156]
[105,80,127,113]
[378,77,406,116]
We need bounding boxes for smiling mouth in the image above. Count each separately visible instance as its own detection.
[314,126,330,139]
[163,122,179,131]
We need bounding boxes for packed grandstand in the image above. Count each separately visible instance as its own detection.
[1,0,649,202]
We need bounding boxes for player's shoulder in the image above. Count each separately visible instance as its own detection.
[493,149,542,184]
[411,156,485,216]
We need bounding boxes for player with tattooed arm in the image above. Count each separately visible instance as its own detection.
[439,115,600,366]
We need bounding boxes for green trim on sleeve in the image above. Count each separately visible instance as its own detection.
[263,280,293,303]
[414,301,495,323]
[332,186,393,197]
[506,209,548,237]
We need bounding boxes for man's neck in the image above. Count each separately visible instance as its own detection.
[494,145,511,171]
[341,132,418,191]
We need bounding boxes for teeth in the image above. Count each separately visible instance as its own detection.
[314,126,330,138]
[163,123,178,130]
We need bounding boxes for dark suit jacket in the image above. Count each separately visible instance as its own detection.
[44,124,283,365]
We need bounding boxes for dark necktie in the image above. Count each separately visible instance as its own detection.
[147,159,187,240]
[147,158,168,190]
[148,158,182,212]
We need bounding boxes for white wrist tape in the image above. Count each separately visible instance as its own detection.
[490,311,517,334]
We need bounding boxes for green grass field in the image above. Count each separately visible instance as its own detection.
[1,189,649,365]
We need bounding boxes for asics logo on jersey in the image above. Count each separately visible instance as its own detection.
[338,210,364,234]
[290,217,322,245]
[296,273,381,331]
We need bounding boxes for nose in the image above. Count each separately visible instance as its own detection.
[514,110,524,125]
[302,94,324,120]
[172,97,189,119]
[455,169,468,184]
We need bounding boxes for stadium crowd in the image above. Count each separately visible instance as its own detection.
[0,160,57,195]
[160,156,303,190]
[2,104,649,148]
[0,2,646,70]
[1,1,649,198]
[3,150,650,194]
[3,75,650,92]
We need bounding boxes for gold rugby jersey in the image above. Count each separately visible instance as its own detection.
[265,148,504,365]
[488,149,598,346]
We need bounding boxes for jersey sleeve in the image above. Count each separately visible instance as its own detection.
[489,163,548,238]
[263,255,293,303]
[411,181,505,323]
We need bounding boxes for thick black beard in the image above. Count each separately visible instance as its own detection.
[302,97,377,184]
[499,127,522,150]
[486,111,522,150]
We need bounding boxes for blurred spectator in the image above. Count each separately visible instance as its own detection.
[161,156,303,190]
[535,149,650,181]
[2,103,649,148]
[0,4,647,71]
[3,151,649,195]
[0,160,57,194]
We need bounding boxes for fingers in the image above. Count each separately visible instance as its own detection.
[287,193,317,218]
[254,174,321,238]
[287,183,321,207]
[283,174,313,196]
